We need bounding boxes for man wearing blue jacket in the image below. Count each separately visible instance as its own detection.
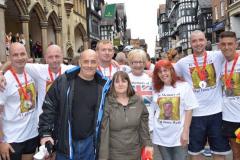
[38,49,111,160]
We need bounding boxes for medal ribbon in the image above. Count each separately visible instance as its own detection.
[10,68,29,100]
[98,65,112,78]
[193,51,207,81]
[224,53,239,89]
[48,67,61,82]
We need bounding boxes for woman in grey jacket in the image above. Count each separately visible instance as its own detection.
[99,71,153,160]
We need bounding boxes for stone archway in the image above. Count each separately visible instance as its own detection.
[47,10,62,45]
[4,0,30,57]
[29,2,47,56]
[74,23,87,53]
[5,0,23,36]
[29,2,47,23]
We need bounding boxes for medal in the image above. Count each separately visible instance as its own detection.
[48,67,61,82]
[199,81,207,89]
[224,53,239,89]
[23,100,32,109]
[193,52,208,88]
[98,64,112,79]
[10,68,30,101]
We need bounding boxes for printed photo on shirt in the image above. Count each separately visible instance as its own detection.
[19,83,36,113]
[221,73,240,97]
[157,97,180,120]
[190,63,216,89]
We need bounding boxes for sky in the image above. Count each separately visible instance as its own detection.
[105,0,166,57]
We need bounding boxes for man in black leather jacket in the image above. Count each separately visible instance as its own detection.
[38,49,111,159]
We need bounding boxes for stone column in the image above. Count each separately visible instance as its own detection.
[20,15,30,56]
[83,36,89,49]
[40,21,48,55]
[0,4,6,62]
[55,27,62,47]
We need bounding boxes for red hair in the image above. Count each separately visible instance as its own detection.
[152,60,182,92]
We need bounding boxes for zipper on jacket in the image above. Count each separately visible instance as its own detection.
[123,106,128,122]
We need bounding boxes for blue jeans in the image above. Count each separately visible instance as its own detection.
[157,145,187,160]
[56,135,95,160]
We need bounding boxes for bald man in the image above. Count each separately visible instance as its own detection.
[24,45,75,116]
[0,43,38,160]
[0,45,75,117]
[38,49,111,160]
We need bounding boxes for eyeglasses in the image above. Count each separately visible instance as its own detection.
[131,61,144,65]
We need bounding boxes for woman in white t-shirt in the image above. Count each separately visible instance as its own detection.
[149,60,198,160]
[127,49,153,111]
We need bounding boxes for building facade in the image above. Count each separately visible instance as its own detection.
[100,3,127,48]
[157,4,169,58]
[197,0,213,43]
[211,0,228,46]
[158,0,213,55]
[227,0,240,40]
[0,0,88,62]
[86,0,104,50]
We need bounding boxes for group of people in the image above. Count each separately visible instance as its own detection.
[0,30,239,160]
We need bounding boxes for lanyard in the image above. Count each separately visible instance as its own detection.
[193,51,207,81]
[98,65,112,78]
[48,67,61,82]
[224,53,239,89]
[10,68,29,100]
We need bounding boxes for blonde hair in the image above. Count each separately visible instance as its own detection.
[127,49,147,63]
[96,40,113,51]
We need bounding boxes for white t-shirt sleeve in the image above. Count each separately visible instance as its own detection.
[173,61,183,77]
[25,63,44,80]
[0,75,8,105]
[182,82,199,110]
[214,50,225,63]
[0,91,6,105]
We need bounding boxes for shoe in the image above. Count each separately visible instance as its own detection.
[203,147,212,157]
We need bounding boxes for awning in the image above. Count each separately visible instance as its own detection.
[103,4,116,19]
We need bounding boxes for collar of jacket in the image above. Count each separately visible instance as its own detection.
[107,94,139,107]
[64,66,108,84]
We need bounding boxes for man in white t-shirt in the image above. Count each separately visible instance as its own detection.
[174,30,231,160]
[24,45,74,116]
[218,31,240,160]
[0,45,74,117]
[0,43,38,160]
[96,40,119,79]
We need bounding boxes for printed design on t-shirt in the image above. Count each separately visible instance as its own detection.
[221,73,240,97]
[19,83,36,113]
[133,84,153,106]
[157,96,180,121]
[46,80,53,92]
[190,63,216,89]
